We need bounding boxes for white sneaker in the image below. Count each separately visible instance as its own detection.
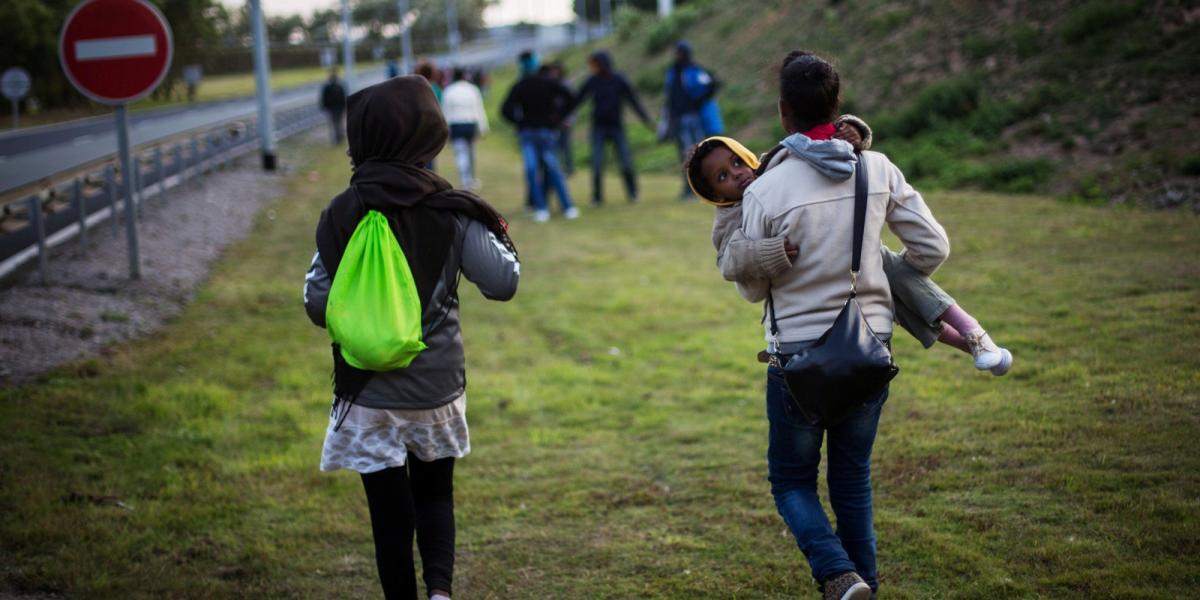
[990,348,1013,376]
[964,329,1007,372]
[533,210,550,223]
[564,207,580,220]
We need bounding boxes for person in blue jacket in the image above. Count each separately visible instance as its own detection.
[574,50,653,205]
[663,40,724,199]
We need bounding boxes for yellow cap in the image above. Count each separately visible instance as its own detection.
[686,136,761,207]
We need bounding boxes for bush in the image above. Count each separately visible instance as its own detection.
[883,75,982,137]
[643,4,705,55]
[963,157,1057,193]
[1011,24,1041,59]
[866,7,913,35]
[613,6,646,42]
[962,34,1000,62]
[1060,0,1144,45]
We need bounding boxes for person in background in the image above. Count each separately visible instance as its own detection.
[416,61,443,102]
[386,59,400,79]
[501,51,579,222]
[442,67,490,191]
[574,50,653,205]
[416,61,443,171]
[663,40,723,199]
[543,61,575,177]
[320,70,348,146]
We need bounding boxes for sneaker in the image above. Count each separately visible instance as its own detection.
[963,329,1007,372]
[533,210,550,223]
[564,207,580,220]
[823,572,872,600]
[990,347,1013,376]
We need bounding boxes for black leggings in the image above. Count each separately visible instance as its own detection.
[360,457,455,599]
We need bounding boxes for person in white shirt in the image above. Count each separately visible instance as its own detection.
[441,68,490,190]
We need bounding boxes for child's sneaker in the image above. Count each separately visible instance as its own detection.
[564,207,580,220]
[964,329,1012,375]
[533,210,550,223]
[822,572,872,600]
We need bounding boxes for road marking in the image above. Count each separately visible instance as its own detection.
[72,134,94,145]
[75,35,156,61]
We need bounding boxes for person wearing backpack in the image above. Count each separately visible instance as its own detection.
[303,76,519,600]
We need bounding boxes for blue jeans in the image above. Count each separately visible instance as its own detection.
[766,367,887,591]
[674,112,706,196]
[518,128,574,213]
[590,124,637,203]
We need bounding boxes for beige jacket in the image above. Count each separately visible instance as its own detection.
[737,150,949,343]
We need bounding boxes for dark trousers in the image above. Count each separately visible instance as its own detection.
[327,110,345,146]
[590,124,637,203]
[360,457,456,600]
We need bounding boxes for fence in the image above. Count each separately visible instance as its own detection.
[0,101,327,282]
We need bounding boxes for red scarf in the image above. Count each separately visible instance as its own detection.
[802,123,836,141]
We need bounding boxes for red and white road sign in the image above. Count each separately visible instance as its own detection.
[59,0,173,105]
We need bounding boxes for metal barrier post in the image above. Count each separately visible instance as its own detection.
[191,136,200,184]
[73,177,87,249]
[155,146,165,197]
[173,144,184,189]
[28,196,47,284]
[133,159,144,218]
[106,164,117,236]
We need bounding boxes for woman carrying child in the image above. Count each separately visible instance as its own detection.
[684,51,1008,600]
[303,77,520,600]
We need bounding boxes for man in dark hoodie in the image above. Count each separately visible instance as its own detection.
[663,40,724,199]
[573,50,653,205]
[500,51,579,222]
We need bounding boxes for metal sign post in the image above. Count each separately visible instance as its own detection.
[59,0,173,280]
[397,0,416,75]
[114,105,140,279]
[1,67,31,129]
[249,0,276,170]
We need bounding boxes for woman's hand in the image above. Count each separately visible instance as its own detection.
[834,123,864,152]
[785,241,799,262]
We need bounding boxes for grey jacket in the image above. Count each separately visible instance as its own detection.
[304,214,519,410]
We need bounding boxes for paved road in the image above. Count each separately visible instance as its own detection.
[0,27,575,196]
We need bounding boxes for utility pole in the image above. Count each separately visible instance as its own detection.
[575,0,588,44]
[397,0,414,74]
[658,0,673,18]
[446,0,461,61]
[341,0,354,92]
[600,0,611,36]
[248,0,276,170]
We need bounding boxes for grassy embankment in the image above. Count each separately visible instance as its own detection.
[553,0,1200,206]
[1,111,1198,596]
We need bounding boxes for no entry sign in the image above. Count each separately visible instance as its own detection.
[59,0,173,105]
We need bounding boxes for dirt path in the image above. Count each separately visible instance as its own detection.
[0,133,317,386]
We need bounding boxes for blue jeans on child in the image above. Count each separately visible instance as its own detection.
[766,366,887,591]
[590,124,637,203]
[518,128,575,213]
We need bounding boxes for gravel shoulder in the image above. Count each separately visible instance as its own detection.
[0,132,319,386]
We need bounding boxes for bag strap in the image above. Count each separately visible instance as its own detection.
[767,151,868,345]
[850,150,868,297]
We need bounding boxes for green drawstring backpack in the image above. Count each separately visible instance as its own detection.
[325,210,427,370]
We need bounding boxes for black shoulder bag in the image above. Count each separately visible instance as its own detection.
[767,153,899,427]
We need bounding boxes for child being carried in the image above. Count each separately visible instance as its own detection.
[685,119,1012,374]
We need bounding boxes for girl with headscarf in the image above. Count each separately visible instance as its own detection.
[303,76,519,600]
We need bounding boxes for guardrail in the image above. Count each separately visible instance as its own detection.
[0,100,326,282]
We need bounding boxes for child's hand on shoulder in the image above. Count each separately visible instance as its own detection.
[833,123,864,152]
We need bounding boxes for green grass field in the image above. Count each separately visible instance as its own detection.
[1,128,1198,598]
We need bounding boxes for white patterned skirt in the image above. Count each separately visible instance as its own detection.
[319,394,470,474]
